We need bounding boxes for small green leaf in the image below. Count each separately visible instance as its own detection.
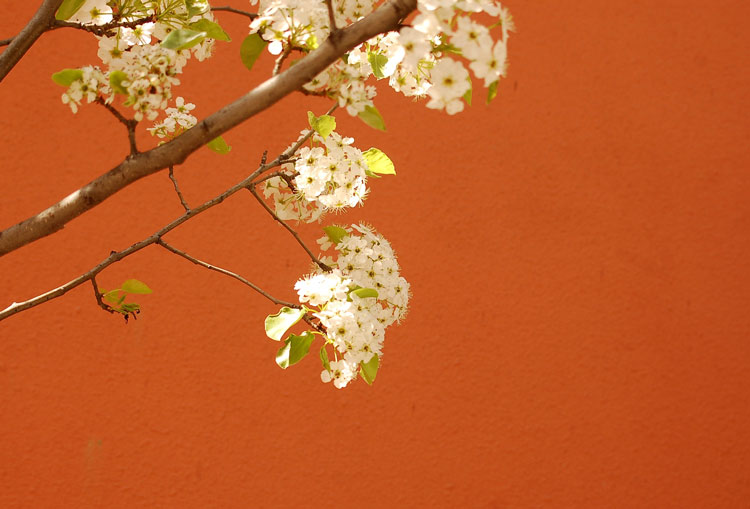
[103,290,120,305]
[360,355,379,385]
[161,29,206,51]
[55,0,85,20]
[323,225,348,245]
[320,346,331,372]
[275,332,315,369]
[362,148,395,175]
[357,105,386,131]
[109,70,129,95]
[121,279,152,294]
[367,52,388,79]
[51,69,83,87]
[240,34,267,71]
[264,307,305,341]
[189,19,231,42]
[121,302,141,312]
[306,34,319,50]
[207,136,231,154]
[307,111,336,139]
[487,81,499,104]
[350,287,378,299]
[186,0,210,17]
[463,85,472,106]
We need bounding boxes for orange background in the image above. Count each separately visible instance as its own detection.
[1,1,749,507]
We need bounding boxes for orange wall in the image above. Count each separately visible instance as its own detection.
[1,1,749,507]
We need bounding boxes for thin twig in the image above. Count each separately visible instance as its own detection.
[211,6,258,19]
[273,44,293,76]
[253,169,298,187]
[52,15,154,38]
[168,166,190,212]
[95,97,138,154]
[90,276,115,314]
[157,239,298,308]
[0,13,153,55]
[324,0,339,37]
[0,126,317,321]
[247,184,331,272]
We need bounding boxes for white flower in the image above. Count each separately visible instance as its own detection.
[70,0,112,26]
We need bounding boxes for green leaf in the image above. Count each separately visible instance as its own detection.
[323,225,348,245]
[275,332,315,369]
[307,111,336,139]
[189,19,231,42]
[350,287,378,299]
[109,70,129,95]
[161,29,206,51]
[463,85,472,106]
[487,81,499,104]
[240,34,267,71]
[306,34,319,50]
[103,290,120,305]
[121,279,152,294]
[186,0,210,17]
[357,105,386,131]
[362,148,395,175]
[264,306,305,341]
[121,302,141,313]
[367,52,388,79]
[51,69,83,87]
[207,136,231,154]
[360,355,379,385]
[55,0,85,20]
[320,346,331,372]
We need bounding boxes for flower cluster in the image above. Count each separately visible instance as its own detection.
[57,0,225,125]
[251,0,513,116]
[294,224,410,388]
[61,66,109,113]
[262,129,370,222]
[147,97,197,138]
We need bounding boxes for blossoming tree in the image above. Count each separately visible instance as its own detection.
[0,0,512,388]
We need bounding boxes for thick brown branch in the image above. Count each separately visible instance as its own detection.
[0,0,65,82]
[0,0,417,257]
[157,239,298,308]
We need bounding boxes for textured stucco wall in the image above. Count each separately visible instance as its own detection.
[1,1,749,507]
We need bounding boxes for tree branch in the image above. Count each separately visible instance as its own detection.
[157,239,297,308]
[273,43,293,76]
[0,0,417,257]
[211,6,258,20]
[0,0,65,82]
[0,120,322,322]
[96,97,138,154]
[1,15,156,49]
[52,15,155,37]
[168,166,190,212]
[325,0,339,36]
[247,184,331,272]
